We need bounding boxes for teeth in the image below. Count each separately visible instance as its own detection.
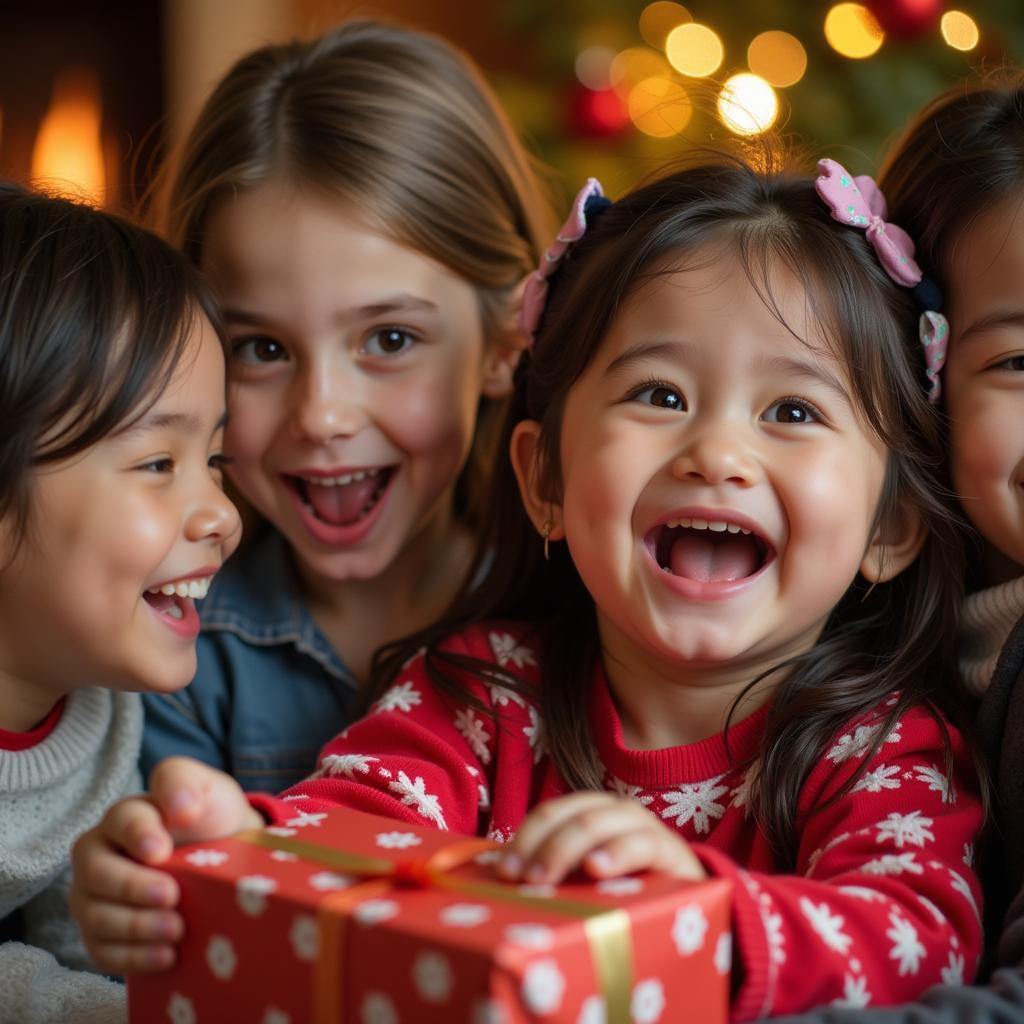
[167,605,184,620]
[147,576,213,600]
[301,468,381,487]
[663,518,753,536]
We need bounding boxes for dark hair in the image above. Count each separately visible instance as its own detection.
[879,68,1024,288]
[0,181,223,553]
[154,19,554,530]
[373,153,979,866]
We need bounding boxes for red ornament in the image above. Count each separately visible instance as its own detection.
[566,83,630,139]
[865,0,943,39]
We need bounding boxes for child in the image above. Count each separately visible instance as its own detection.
[72,155,986,1016]
[140,20,554,792]
[0,183,240,1021]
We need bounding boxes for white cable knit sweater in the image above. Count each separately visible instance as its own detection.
[0,688,142,1024]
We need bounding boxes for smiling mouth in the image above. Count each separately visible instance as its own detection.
[142,576,213,620]
[650,518,771,582]
[290,467,394,526]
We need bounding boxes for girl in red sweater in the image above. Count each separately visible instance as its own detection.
[73,156,985,1018]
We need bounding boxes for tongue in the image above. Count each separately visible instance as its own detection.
[304,476,380,525]
[669,532,760,582]
[143,591,177,613]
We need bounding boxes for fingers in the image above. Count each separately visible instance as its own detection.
[586,829,707,881]
[80,934,178,976]
[149,756,262,841]
[75,899,183,974]
[72,825,179,908]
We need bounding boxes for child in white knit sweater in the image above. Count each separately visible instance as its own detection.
[0,183,240,1023]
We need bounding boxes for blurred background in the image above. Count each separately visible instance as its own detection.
[0,0,1021,212]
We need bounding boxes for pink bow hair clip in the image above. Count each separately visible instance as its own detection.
[518,177,607,343]
[815,157,948,402]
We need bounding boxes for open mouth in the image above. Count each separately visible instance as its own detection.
[142,576,213,620]
[649,517,772,583]
[290,467,394,527]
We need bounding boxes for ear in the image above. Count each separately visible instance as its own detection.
[509,419,565,540]
[481,276,532,400]
[860,504,926,584]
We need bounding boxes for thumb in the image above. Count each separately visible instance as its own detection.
[149,756,258,844]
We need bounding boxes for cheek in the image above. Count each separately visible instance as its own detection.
[224,387,279,461]
[381,369,480,459]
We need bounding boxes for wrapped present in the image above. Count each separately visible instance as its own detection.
[128,805,731,1023]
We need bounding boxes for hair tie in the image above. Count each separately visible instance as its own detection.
[517,178,611,344]
[815,158,948,402]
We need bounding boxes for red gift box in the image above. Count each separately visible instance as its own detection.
[128,806,731,1023]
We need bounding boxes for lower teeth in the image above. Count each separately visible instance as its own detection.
[167,605,184,620]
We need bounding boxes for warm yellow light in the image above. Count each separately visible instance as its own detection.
[30,67,106,206]
[575,46,617,90]
[665,22,724,78]
[717,73,778,136]
[639,2,691,49]
[610,47,672,98]
[747,30,808,88]
[824,3,884,59]
[941,10,979,50]
[628,76,693,138]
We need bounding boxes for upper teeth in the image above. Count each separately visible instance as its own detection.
[665,517,751,535]
[302,468,381,487]
[147,576,213,600]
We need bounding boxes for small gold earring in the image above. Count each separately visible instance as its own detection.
[541,519,554,561]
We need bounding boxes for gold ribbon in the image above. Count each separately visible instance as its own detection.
[238,828,634,1022]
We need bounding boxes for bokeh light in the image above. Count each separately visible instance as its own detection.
[824,3,885,59]
[639,2,692,49]
[717,73,779,136]
[628,76,693,137]
[747,31,808,88]
[665,22,724,78]
[575,46,617,90]
[609,46,673,98]
[941,10,980,50]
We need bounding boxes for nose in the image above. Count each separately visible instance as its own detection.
[289,360,368,443]
[185,480,242,550]
[670,421,759,487]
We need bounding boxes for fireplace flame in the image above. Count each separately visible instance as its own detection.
[30,67,106,206]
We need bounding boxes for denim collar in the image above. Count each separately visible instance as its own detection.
[201,528,354,684]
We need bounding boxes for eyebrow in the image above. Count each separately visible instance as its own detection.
[750,354,851,403]
[603,339,697,377]
[117,410,229,439]
[222,293,439,327]
[956,309,1024,345]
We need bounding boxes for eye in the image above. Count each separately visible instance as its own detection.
[633,383,686,411]
[363,327,417,357]
[762,398,821,425]
[139,457,174,473]
[231,336,288,364]
[208,453,234,473]
[994,354,1024,371]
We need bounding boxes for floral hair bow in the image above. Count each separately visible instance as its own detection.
[518,177,610,343]
[815,157,948,402]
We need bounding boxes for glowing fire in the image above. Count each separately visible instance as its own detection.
[30,67,106,206]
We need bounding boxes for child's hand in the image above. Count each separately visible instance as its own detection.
[70,756,263,974]
[498,792,707,885]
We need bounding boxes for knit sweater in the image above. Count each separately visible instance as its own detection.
[251,622,984,1021]
[0,688,142,1024]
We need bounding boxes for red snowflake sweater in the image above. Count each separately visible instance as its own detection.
[250,622,984,1020]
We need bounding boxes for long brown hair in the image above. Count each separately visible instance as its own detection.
[153,19,555,530]
[374,153,980,866]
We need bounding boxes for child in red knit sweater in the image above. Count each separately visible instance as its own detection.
[72,155,985,1018]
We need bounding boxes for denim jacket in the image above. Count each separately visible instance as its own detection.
[141,529,359,792]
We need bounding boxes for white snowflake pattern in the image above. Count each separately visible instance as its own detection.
[963,842,974,868]
[608,775,654,807]
[839,886,888,903]
[729,764,757,813]
[764,910,786,965]
[184,849,228,868]
[852,763,902,794]
[940,949,965,985]
[375,830,423,849]
[659,776,729,834]
[913,764,955,803]
[672,904,709,955]
[522,959,565,1014]
[282,794,308,801]
[917,894,946,925]
[374,680,423,713]
[832,974,871,1008]
[360,992,398,1024]
[631,979,666,1023]
[714,932,732,975]
[284,809,326,829]
[387,772,448,829]
[488,682,525,707]
[577,995,607,1024]
[596,877,644,896]
[236,874,277,916]
[205,935,237,980]
[166,992,196,1024]
[949,868,981,922]
[316,753,379,779]
[827,722,901,763]
[378,768,393,779]
[472,998,507,1024]
[354,899,400,925]
[861,852,924,876]
[876,811,935,848]
[439,903,491,927]
[271,850,298,862]
[887,911,926,975]
[800,897,852,955]
[487,826,511,844]
[289,915,319,961]
[309,871,353,891]
[413,950,453,1003]
[504,924,555,949]
[261,1010,290,1024]
[454,708,491,764]
[523,705,544,763]
[489,631,537,668]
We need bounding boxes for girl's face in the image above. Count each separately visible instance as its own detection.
[201,180,512,583]
[0,315,240,705]
[944,196,1024,584]
[516,256,901,683]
